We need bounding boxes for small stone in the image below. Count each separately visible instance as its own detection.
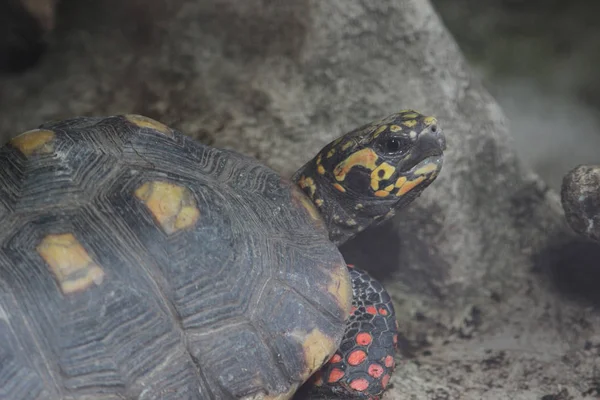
[561,164,600,242]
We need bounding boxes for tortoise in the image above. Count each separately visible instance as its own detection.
[0,110,446,400]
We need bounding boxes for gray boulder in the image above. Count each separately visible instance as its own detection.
[1,0,598,398]
[562,164,600,243]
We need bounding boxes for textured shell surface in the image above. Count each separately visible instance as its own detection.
[0,115,351,400]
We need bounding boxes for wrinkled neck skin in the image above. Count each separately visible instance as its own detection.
[292,159,435,246]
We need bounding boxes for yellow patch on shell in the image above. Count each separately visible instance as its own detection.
[289,328,338,382]
[37,233,105,294]
[125,114,174,137]
[424,116,437,126]
[396,176,426,196]
[333,148,379,181]
[370,162,396,190]
[291,186,325,229]
[333,183,346,193]
[297,176,317,199]
[414,162,439,176]
[10,129,55,156]
[135,181,200,234]
[372,125,388,138]
[254,384,299,400]
[327,262,352,315]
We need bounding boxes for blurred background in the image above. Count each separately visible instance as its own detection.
[433,0,600,190]
[0,0,600,188]
[1,0,599,189]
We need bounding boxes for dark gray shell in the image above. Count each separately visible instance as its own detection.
[0,115,351,400]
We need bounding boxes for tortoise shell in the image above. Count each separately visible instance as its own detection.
[0,115,352,400]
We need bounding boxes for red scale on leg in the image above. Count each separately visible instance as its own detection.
[308,265,399,399]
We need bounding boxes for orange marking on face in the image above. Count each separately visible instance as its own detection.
[356,332,372,346]
[366,306,377,315]
[381,374,391,389]
[10,129,55,156]
[333,183,346,193]
[384,355,395,368]
[370,162,396,190]
[378,307,388,316]
[349,378,370,392]
[374,190,389,197]
[396,176,425,197]
[347,350,367,366]
[395,176,407,187]
[297,175,317,199]
[330,353,343,364]
[317,165,326,175]
[333,148,379,181]
[327,368,345,383]
[125,114,174,137]
[368,363,384,379]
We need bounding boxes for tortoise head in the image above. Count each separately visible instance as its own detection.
[293,110,446,245]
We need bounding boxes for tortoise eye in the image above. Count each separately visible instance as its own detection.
[384,137,410,154]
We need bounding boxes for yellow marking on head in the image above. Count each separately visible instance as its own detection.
[317,165,325,175]
[125,114,173,137]
[414,163,439,176]
[409,131,418,139]
[333,183,346,193]
[402,112,419,119]
[384,184,394,192]
[295,328,338,381]
[298,176,317,199]
[390,125,402,132]
[424,116,437,126]
[374,190,389,197]
[10,129,55,156]
[316,154,322,165]
[346,218,357,226]
[333,148,379,181]
[135,181,200,234]
[341,141,354,151]
[326,148,336,158]
[370,162,396,190]
[396,176,426,196]
[395,176,407,187]
[37,233,105,294]
[372,125,388,138]
[402,119,417,128]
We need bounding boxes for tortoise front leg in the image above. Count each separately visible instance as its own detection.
[305,265,399,399]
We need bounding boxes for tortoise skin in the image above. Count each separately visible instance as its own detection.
[0,115,352,400]
[307,265,399,399]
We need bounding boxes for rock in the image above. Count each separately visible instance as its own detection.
[1,0,599,399]
[561,164,600,242]
[0,0,58,72]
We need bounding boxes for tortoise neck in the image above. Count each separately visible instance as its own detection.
[293,159,373,247]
